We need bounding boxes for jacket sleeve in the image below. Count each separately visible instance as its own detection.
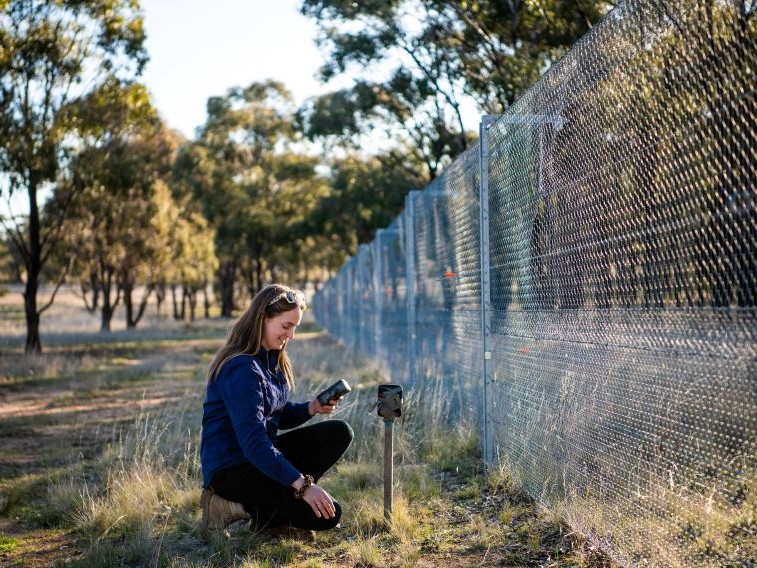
[216,360,301,487]
[279,401,312,430]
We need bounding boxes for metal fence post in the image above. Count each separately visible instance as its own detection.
[357,244,368,354]
[373,233,384,361]
[404,191,420,386]
[479,115,498,465]
[345,259,355,349]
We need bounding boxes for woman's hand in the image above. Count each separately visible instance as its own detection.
[302,483,336,519]
[308,396,343,416]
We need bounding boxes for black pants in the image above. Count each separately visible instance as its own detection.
[210,420,353,531]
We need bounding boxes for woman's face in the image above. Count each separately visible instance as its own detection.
[262,308,303,351]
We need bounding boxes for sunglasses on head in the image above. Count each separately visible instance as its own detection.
[267,289,306,307]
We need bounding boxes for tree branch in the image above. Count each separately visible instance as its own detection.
[38,257,72,315]
[0,214,30,262]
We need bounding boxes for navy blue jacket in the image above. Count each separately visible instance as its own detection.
[200,349,312,488]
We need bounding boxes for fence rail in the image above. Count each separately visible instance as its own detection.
[313,1,757,565]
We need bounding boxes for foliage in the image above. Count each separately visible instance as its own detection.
[0,535,19,553]
[0,0,147,351]
[48,79,183,331]
[165,194,219,321]
[177,81,328,314]
[0,234,22,282]
[298,0,613,179]
[296,153,425,266]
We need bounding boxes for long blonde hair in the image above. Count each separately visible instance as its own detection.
[207,284,306,388]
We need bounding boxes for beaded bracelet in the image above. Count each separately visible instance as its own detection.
[293,474,314,499]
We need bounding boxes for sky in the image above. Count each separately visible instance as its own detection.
[140,0,330,139]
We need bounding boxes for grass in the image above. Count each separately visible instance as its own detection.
[0,289,615,567]
[0,534,20,553]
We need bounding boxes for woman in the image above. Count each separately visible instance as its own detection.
[199,284,353,539]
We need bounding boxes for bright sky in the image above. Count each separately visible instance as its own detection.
[140,0,329,139]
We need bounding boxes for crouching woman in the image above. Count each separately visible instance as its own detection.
[199,284,353,539]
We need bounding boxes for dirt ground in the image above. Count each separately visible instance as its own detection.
[0,288,616,567]
[0,288,229,566]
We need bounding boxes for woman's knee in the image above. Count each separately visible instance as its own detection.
[316,500,342,531]
[328,419,354,448]
[288,499,342,531]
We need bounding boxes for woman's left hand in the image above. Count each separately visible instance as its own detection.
[308,396,343,416]
[302,483,336,519]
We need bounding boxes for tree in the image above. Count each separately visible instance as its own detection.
[50,80,176,331]
[168,207,218,321]
[251,150,330,289]
[298,0,612,178]
[183,81,328,315]
[0,0,147,351]
[296,152,425,269]
[431,0,614,111]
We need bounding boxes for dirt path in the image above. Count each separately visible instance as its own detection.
[0,325,226,564]
[0,337,218,473]
[0,321,342,567]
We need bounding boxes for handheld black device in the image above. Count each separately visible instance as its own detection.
[317,379,351,405]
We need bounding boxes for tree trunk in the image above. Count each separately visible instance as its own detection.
[203,282,211,319]
[187,287,197,322]
[219,261,236,318]
[23,276,41,353]
[80,270,100,314]
[171,285,180,319]
[24,180,42,353]
[133,284,153,327]
[123,279,135,329]
[101,299,114,332]
[99,266,119,332]
[155,283,165,317]
[125,282,153,329]
[180,287,188,320]
[171,285,186,320]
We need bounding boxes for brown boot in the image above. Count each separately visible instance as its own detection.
[200,487,250,540]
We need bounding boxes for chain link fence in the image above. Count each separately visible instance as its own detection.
[313,1,757,565]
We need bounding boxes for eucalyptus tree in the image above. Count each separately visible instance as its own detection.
[297,153,425,264]
[51,80,176,331]
[0,0,147,351]
[260,151,330,288]
[120,177,177,329]
[186,80,327,315]
[298,0,612,178]
[163,203,218,322]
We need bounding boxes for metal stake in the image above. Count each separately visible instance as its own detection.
[377,384,402,523]
[479,114,498,465]
[383,418,394,521]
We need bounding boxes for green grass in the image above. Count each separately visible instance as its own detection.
[0,534,21,553]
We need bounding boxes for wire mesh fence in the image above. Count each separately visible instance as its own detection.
[313,1,757,565]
